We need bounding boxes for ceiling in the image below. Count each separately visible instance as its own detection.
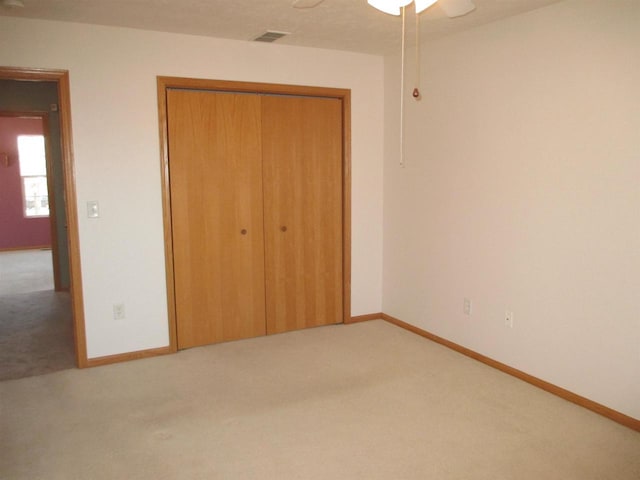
[0,0,564,55]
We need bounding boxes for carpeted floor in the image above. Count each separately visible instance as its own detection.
[0,249,75,380]
[1,320,638,480]
[0,290,75,380]
[0,249,54,294]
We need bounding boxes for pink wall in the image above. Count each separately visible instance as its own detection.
[0,116,51,250]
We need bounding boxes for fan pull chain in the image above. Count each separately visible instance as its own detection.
[413,8,421,100]
[400,5,406,168]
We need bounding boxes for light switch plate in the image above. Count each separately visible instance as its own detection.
[463,298,472,315]
[87,201,99,218]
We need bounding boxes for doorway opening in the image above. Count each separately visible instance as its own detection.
[0,67,87,378]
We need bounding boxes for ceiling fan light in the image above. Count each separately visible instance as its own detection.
[414,0,439,14]
[367,0,412,16]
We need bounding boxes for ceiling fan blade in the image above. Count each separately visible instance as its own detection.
[439,0,476,18]
[415,0,439,14]
[292,0,325,8]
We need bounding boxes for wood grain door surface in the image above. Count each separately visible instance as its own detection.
[262,95,343,334]
[167,89,266,349]
[167,89,343,348]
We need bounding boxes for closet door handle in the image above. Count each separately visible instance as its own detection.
[240,229,247,235]
[280,226,287,232]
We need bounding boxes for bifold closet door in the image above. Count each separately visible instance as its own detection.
[167,89,266,349]
[262,95,343,334]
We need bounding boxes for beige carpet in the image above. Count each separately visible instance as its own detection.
[1,320,638,479]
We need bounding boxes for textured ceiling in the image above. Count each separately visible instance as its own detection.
[0,0,565,55]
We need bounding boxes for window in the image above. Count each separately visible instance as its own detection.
[17,135,49,218]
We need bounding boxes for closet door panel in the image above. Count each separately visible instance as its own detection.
[167,89,266,348]
[262,95,343,334]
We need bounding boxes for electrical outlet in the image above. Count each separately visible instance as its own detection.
[505,310,514,328]
[463,298,472,315]
[113,303,125,320]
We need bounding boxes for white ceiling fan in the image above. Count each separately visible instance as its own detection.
[293,0,477,168]
[292,0,476,18]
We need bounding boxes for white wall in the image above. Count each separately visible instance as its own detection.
[0,17,385,358]
[383,0,639,419]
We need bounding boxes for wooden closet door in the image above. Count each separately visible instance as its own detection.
[262,95,343,334]
[167,89,266,349]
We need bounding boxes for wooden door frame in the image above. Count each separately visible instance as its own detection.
[0,110,64,290]
[157,76,352,352]
[0,66,88,367]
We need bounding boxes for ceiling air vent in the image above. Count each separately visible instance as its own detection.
[253,31,290,43]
